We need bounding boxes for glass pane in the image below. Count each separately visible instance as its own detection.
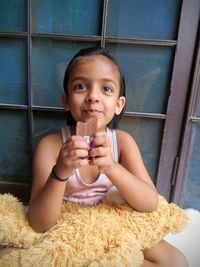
[107,0,181,40]
[0,110,29,182]
[119,116,164,183]
[32,38,99,107]
[179,124,200,210]
[0,38,27,105]
[0,0,27,32]
[33,110,66,148]
[107,43,174,114]
[32,0,102,35]
[195,84,200,117]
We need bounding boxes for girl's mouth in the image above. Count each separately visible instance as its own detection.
[84,109,102,117]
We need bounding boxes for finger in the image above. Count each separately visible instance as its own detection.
[61,153,89,168]
[70,158,89,169]
[89,156,110,167]
[93,131,107,138]
[89,146,110,158]
[92,133,109,148]
[64,137,90,151]
[65,135,86,143]
[68,148,89,160]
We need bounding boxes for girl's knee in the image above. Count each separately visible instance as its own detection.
[144,240,189,267]
[0,247,16,258]
[171,248,189,267]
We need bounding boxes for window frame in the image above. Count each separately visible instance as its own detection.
[172,31,200,205]
[0,0,199,203]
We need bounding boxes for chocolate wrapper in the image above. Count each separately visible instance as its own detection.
[76,118,97,159]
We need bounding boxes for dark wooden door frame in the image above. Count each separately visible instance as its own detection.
[172,31,200,204]
[156,0,200,201]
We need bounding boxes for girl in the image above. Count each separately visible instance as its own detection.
[28,47,188,267]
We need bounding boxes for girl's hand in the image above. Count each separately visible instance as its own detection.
[54,135,90,179]
[89,131,116,173]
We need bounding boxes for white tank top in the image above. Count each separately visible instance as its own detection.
[61,126,118,205]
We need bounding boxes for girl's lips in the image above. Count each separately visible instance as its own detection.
[84,109,102,116]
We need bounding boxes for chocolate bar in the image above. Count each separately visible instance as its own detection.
[76,118,97,159]
[76,118,97,136]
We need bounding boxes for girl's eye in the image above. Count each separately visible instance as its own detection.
[75,84,87,91]
[102,86,113,93]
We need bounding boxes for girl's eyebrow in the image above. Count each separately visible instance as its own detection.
[70,76,117,86]
[70,76,86,82]
[101,78,118,86]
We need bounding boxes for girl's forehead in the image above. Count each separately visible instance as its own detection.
[70,55,120,78]
[69,55,121,84]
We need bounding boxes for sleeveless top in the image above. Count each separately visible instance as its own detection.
[61,126,118,205]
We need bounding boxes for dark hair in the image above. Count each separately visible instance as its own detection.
[63,47,126,129]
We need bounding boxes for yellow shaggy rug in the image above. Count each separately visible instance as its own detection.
[0,193,188,267]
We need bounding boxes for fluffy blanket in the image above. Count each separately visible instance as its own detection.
[0,193,187,267]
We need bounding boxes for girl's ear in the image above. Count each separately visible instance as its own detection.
[61,92,70,111]
[115,96,126,115]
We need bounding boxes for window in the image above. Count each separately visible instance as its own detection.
[0,0,199,206]
[172,35,200,209]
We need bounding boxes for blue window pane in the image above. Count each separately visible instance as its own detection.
[119,117,164,183]
[0,0,27,32]
[0,38,27,105]
[195,87,200,117]
[107,43,174,114]
[33,111,66,147]
[32,38,99,107]
[0,110,29,182]
[32,0,102,35]
[107,0,181,40]
[179,124,200,210]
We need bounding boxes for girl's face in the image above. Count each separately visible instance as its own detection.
[63,55,125,131]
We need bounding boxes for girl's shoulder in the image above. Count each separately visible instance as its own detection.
[115,129,139,154]
[35,132,62,158]
[115,129,146,170]
[38,132,61,146]
[115,129,136,144]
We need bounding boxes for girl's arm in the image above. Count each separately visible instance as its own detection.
[28,133,89,232]
[29,134,67,233]
[90,130,158,211]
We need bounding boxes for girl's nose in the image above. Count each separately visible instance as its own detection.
[86,87,100,102]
